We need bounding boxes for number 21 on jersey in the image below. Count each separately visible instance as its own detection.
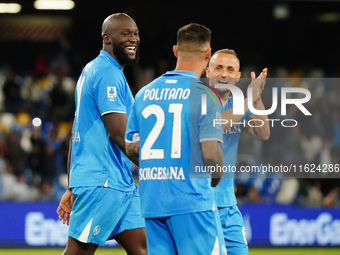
[141,103,183,160]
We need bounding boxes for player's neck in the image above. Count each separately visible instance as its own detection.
[219,91,230,101]
[174,59,206,78]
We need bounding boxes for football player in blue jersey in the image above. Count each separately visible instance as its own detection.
[56,13,146,255]
[206,49,270,255]
[125,23,227,255]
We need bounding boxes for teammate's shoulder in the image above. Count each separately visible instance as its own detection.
[194,82,221,100]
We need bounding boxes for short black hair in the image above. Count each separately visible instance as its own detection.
[177,23,211,47]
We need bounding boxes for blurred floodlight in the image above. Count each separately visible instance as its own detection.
[32,117,42,127]
[34,0,75,10]
[0,3,21,13]
[316,12,340,23]
[273,4,289,20]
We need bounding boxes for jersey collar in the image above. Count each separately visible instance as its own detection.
[100,50,122,69]
[163,70,198,79]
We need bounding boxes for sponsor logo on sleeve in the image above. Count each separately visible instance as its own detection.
[107,87,117,101]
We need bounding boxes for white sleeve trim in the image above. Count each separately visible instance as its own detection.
[101,110,126,116]
[199,138,223,144]
[125,138,139,144]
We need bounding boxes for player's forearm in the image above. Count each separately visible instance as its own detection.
[66,120,75,190]
[67,137,72,190]
[126,142,140,166]
[251,120,270,140]
[112,134,128,154]
[126,142,139,156]
[248,98,270,140]
[201,141,223,187]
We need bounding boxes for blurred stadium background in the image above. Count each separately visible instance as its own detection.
[0,0,340,252]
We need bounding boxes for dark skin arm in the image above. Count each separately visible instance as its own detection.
[57,121,75,225]
[103,112,139,166]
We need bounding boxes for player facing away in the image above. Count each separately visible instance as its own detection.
[125,23,227,255]
[56,13,146,255]
[206,49,270,255]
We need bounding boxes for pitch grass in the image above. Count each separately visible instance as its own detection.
[1,247,340,255]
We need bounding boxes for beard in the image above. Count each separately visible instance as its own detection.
[209,78,231,96]
[215,88,230,97]
[112,41,140,67]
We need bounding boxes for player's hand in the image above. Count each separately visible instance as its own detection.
[56,189,75,225]
[248,68,268,103]
[250,68,268,91]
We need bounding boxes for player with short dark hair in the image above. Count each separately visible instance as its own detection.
[206,49,270,255]
[125,23,226,255]
[56,13,146,255]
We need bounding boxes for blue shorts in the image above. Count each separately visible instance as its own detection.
[218,205,248,255]
[145,210,227,255]
[68,186,145,245]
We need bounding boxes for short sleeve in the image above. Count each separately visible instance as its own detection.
[93,66,127,115]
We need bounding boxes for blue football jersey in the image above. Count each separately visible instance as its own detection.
[69,50,135,192]
[213,97,253,207]
[126,70,223,218]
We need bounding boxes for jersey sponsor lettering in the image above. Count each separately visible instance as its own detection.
[72,131,81,142]
[139,166,185,180]
[143,87,190,101]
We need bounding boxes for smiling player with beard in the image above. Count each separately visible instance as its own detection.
[56,13,146,255]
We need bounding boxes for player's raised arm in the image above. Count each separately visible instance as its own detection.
[219,68,267,131]
[245,68,270,140]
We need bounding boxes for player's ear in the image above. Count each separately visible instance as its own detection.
[236,71,241,82]
[206,67,210,78]
[103,33,111,44]
[173,45,178,57]
[205,47,211,60]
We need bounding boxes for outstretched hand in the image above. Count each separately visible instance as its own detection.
[56,189,75,225]
[248,68,268,103]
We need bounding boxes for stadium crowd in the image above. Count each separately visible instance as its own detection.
[0,52,339,207]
